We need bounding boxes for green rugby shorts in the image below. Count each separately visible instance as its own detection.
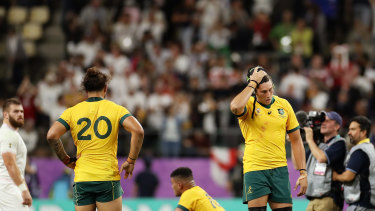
[243,166,292,204]
[73,181,123,206]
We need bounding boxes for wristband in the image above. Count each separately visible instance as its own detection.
[62,156,70,165]
[299,169,307,175]
[128,156,137,160]
[247,85,255,89]
[127,157,136,164]
[250,80,259,87]
[298,169,307,172]
[18,183,27,192]
[63,156,77,165]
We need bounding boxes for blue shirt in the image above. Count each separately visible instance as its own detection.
[346,149,375,209]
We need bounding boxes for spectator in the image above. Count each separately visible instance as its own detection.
[198,92,217,143]
[17,77,38,123]
[18,119,38,154]
[79,0,109,35]
[171,0,196,53]
[5,26,26,86]
[252,10,272,51]
[112,12,137,53]
[137,5,166,44]
[159,105,184,157]
[196,0,228,43]
[308,54,332,90]
[279,55,309,110]
[133,158,159,197]
[48,94,67,125]
[270,10,295,55]
[74,34,102,68]
[291,18,313,58]
[35,71,63,128]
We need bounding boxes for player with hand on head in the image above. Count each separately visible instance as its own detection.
[46,67,144,211]
[0,98,32,210]
[230,66,307,211]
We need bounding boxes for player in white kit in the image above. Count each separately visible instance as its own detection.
[0,98,32,211]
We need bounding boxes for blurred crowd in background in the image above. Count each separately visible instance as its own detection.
[1,0,375,198]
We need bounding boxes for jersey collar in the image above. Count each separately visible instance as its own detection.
[86,97,104,102]
[356,138,370,145]
[257,96,275,109]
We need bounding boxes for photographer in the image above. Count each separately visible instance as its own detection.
[333,116,375,211]
[304,111,346,211]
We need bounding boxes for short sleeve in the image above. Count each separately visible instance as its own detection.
[325,141,346,165]
[346,150,369,174]
[285,100,299,133]
[178,189,197,211]
[57,108,72,130]
[0,131,18,154]
[119,106,132,125]
[237,96,254,120]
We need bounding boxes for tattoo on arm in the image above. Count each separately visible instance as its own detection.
[47,138,69,164]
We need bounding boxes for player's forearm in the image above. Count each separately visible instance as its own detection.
[292,142,306,170]
[289,130,306,169]
[128,130,144,160]
[230,83,256,115]
[333,170,356,183]
[46,138,70,163]
[290,148,298,170]
[5,161,24,186]
[290,134,306,170]
[306,140,327,163]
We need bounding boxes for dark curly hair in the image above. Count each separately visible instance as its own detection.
[82,67,110,92]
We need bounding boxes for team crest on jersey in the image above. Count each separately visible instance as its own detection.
[278,109,286,118]
[256,108,261,113]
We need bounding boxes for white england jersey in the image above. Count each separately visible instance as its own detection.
[0,123,27,184]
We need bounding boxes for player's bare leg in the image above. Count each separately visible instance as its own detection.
[269,201,292,210]
[248,195,268,208]
[75,203,96,211]
[96,196,122,211]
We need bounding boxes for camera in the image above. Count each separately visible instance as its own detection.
[296,111,326,144]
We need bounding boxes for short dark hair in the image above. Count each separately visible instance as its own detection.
[170,167,193,180]
[350,116,371,138]
[82,67,110,92]
[3,98,21,112]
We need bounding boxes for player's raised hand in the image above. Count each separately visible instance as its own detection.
[120,159,135,179]
[247,66,267,87]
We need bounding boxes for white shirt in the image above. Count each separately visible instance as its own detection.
[162,117,180,142]
[0,123,27,184]
[104,53,130,77]
[279,72,309,101]
[36,81,63,114]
